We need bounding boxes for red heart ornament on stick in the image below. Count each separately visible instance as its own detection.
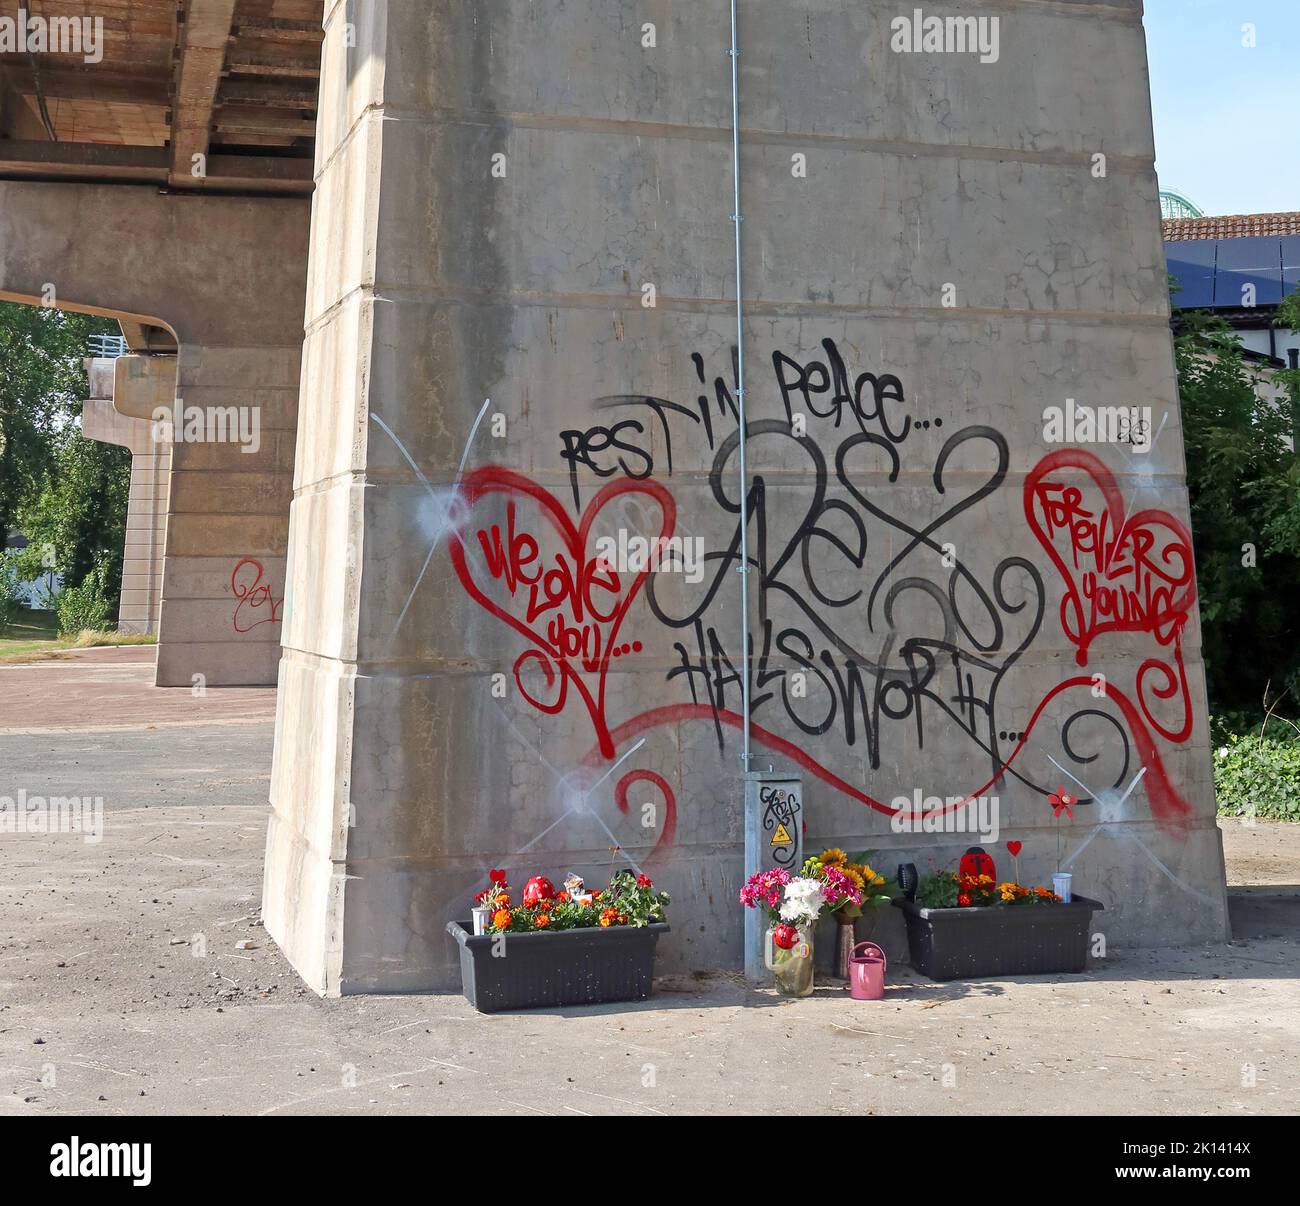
[1006,841,1023,857]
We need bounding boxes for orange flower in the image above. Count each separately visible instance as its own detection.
[491,908,511,929]
[534,912,551,927]
[556,891,569,903]
[617,914,628,925]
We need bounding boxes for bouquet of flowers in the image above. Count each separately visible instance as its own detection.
[738,867,793,923]
[804,848,894,917]
[739,866,844,927]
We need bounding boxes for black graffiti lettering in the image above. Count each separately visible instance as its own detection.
[773,348,832,426]
[774,626,839,736]
[558,343,1137,801]
[773,339,911,443]
[692,349,741,447]
[557,419,653,509]
[594,394,700,478]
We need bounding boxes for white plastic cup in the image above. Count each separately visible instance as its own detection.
[1052,872,1073,903]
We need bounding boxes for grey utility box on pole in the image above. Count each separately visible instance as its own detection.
[743,770,805,982]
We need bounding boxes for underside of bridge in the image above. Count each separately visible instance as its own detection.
[0,0,319,685]
[0,0,319,194]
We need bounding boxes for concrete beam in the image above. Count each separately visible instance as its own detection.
[0,63,170,108]
[0,139,313,195]
[169,0,239,188]
[232,17,324,42]
[213,109,317,140]
[226,54,319,79]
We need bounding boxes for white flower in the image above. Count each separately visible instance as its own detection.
[779,876,824,923]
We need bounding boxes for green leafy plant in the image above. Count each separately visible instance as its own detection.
[1175,304,1300,717]
[603,869,671,928]
[917,870,959,909]
[1214,731,1300,822]
[0,555,24,634]
[56,556,114,636]
[915,867,1062,908]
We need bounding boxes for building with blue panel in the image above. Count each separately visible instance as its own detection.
[1164,212,1300,370]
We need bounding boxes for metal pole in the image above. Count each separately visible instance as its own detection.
[728,0,752,768]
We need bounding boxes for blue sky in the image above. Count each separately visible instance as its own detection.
[1145,0,1297,216]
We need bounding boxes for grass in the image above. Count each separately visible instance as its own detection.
[0,610,156,663]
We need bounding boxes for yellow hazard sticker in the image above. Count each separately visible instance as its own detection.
[770,823,792,846]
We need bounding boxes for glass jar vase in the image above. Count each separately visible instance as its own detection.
[764,925,815,996]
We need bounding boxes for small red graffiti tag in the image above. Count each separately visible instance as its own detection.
[449,467,675,759]
[1025,449,1197,743]
[231,558,283,633]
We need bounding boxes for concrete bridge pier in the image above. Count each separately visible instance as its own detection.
[81,355,171,635]
[263,0,1229,997]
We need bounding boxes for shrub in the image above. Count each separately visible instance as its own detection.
[0,556,24,634]
[1214,732,1300,822]
[56,560,114,636]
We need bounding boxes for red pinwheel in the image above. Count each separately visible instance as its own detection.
[1048,788,1077,819]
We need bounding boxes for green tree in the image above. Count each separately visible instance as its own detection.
[0,302,111,532]
[1175,307,1300,716]
[0,301,130,614]
[12,434,131,601]
[1275,290,1300,451]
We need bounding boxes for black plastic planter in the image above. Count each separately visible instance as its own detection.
[894,895,1104,980]
[446,920,670,1013]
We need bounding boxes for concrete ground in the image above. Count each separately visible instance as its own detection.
[1,650,1297,1115]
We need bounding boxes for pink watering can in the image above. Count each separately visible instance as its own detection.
[849,941,887,1000]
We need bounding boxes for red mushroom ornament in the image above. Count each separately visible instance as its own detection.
[522,876,556,908]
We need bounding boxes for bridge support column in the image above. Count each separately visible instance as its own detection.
[265,0,1227,996]
[80,356,169,635]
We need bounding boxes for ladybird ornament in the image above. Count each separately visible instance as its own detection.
[959,846,996,881]
[522,876,556,908]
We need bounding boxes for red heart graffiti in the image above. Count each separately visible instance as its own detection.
[448,467,676,759]
[1006,840,1022,857]
[1024,449,1196,666]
